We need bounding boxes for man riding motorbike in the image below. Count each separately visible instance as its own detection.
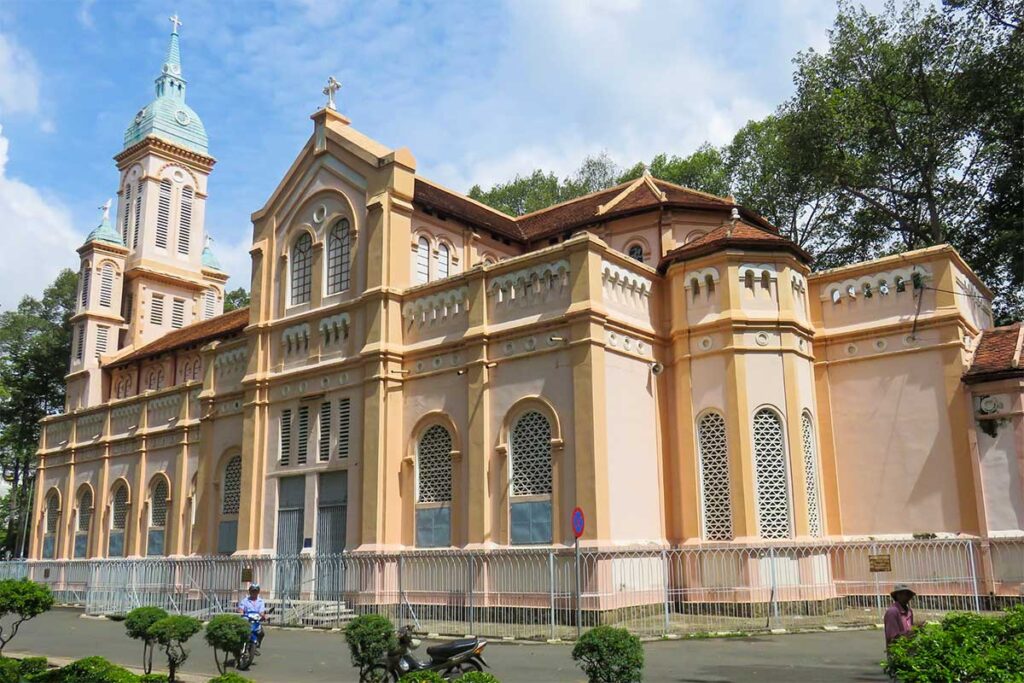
[237,583,267,653]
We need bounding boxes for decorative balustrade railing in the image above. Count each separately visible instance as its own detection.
[4,538,1021,641]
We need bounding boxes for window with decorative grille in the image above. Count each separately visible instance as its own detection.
[290,233,312,305]
[437,243,450,280]
[77,489,92,532]
[280,409,292,465]
[326,219,351,294]
[318,402,331,462]
[177,186,193,255]
[204,289,216,319]
[698,412,733,541]
[79,265,90,309]
[415,237,430,284]
[416,424,452,547]
[151,294,165,326]
[74,323,85,361]
[155,179,172,249]
[109,484,129,557]
[297,405,310,465]
[45,493,59,534]
[510,410,553,545]
[337,398,351,458]
[132,182,142,249]
[218,455,242,555]
[95,325,109,358]
[147,478,169,556]
[171,298,185,329]
[121,183,132,244]
[802,412,823,537]
[752,408,792,539]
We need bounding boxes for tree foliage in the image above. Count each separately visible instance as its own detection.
[343,614,397,682]
[223,288,250,313]
[571,625,644,683]
[125,607,168,674]
[204,614,251,674]
[147,615,202,683]
[0,579,53,654]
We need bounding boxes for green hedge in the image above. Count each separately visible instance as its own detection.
[29,656,139,682]
[458,673,500,682]
[19,657,48,678]
[572,626,644,683]
[884,605,1024,682]
[208,674,254,683]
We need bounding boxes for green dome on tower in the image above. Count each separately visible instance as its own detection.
[123,16,209,155]
[84,200,125,247]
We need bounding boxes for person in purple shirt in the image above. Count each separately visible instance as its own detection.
[884,583,915,650]
[238,583,267,651]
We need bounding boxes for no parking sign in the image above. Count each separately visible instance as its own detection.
[572,506,585,539]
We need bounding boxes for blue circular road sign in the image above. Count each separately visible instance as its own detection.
[572,507,585,538]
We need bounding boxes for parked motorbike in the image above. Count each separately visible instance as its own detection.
[366,625,489,682]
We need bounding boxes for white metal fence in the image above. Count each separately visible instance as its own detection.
[4,538,1022,640]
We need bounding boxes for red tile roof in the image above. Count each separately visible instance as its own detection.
[105,307,249,368]
[658,222,811,272]
[964,323,1024,383]
[413,179,523,241]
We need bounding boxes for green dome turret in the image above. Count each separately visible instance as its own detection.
[84,199,125,247]
[202,240,222,270]
[123,15,209,155]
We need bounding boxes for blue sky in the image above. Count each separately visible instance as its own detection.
[0,0,876,310]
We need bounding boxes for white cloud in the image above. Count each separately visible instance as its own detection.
[0,125,81,312]
[77,0,97,29]
[0,34,40,116]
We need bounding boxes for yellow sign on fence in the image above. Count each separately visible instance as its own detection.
[869,554,892,572]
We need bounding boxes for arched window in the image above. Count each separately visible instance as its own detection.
[744,270,755,291]
[79,263,91,309]
[132,181,142,249]
[43,491,60,559]
[177,186,193,255]
[155,178,172,249]
[190,359,202,382]
[415,237,430,285]
[705,274,715,296]
[509,410,553,545]
[121,183,132,245]
[760,271,771,292]
[801,412,823,537]
[627,244,645,262]
[326,219,352,294]
[218,455,242,554]
[697,412,733,541]
[690,277,701,300]
[752,408,792,539]
[99,264,115,308]
[109,483,129,557]
[290,233,313,305]
[416,424,453,547]
[148,477,169,556]
[75,487,92,558]
[146,368,165,391]
[437,243,450,280]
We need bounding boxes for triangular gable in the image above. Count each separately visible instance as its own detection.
[597,172,666,216]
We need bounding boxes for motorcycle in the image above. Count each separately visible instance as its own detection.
[365,625,489,682]
[236,610,265,671]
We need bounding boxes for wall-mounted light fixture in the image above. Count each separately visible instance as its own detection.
[549,335,567,344]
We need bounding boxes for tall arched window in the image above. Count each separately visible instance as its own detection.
[155,178,172,249]
[177,186,193,255]
[79,263,91,309]
[801,412,823,537]
[326,219,352,294]
[99,264,115,308]
[752,408,792,539]
[218,455,242,554]
[109,483,129,557]
[415,237,430,285]
[146,368,165,391]
[290,233,313,305]
[697,412,733,541]
[121,183,132,245]
[132,181,142,249]
[43,490,60,559]
[75,487,92,558]
[437,243,450,280]
[148,477,169,556]
[416,424,453,547]
[509,410,553,545]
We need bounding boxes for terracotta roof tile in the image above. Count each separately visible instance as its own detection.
[106,307,249,368]
[964,323,1024,382]
[658,222,810,272]
[413,179,523,241]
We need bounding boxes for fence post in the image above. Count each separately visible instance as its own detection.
[575,539,582,640]
[468,553,475,635]
[871,542,882,614]
[548,550,555,641]
[768,546,779,627]
[661,548,670,636]
[967,539,981,613]
[397,554,404,624]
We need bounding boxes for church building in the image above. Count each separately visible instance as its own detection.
[31,21,1024,563]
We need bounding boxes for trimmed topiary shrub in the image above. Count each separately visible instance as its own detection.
[125,606,169,674]
[0,579,54,655]
[398,672,445,682]
[572,625,644,683]
[883,605,1024,682]
[458,673,500,683]
[204,614,251,674]
[19,656,48,678]
[455,673,499,683]
[0,658,20,683]
[344,614,397,682]
[208,674,254,683]
[39,656,139,683]
[148,615,203,683]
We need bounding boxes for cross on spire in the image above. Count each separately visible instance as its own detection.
[99,199,112,222]
[323,76,341,110]
[169,13,182,34]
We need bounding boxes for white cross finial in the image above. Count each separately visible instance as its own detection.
[205,234,214,248]
[169,13,182,34]
[100,199,112,222]
[323,76,341,110]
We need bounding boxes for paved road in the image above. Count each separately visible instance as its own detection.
[13,608,891,682]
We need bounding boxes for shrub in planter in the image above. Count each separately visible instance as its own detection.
[38,656,139,683]
[147,615,202,683]
[343,614,397,682]
[884,605,1024,682]
[208,674,254,683]
[0,579,54,655]
[124,606,169,674]
[19,656,48,678]
[458,673,501,683]
[571,626,644,683]
[204,614,251,674]
[398,672,445,682]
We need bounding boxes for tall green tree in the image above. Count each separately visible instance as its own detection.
[223,288,250,312]
[0,269,77,556]
[619,144,732,197]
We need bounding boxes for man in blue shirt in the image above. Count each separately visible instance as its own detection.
[238,583,267,650]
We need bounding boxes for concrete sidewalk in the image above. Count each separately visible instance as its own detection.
[12,608,891,682]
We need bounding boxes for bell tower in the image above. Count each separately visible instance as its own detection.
[112,15,227,350]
